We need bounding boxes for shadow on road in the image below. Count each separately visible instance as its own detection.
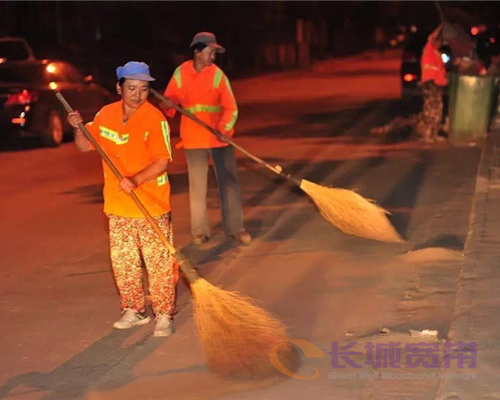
[61,184,104,205]
[412,234,465,251]
[54,97,443,270]
[383,152,431,240]
[239,98,409,139]
[0,328,174,400]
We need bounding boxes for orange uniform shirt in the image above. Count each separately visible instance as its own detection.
[421,41,447,86]
[164,61,238,149]
[86,100,172,218]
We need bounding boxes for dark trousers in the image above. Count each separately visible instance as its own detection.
[184,146,244,237]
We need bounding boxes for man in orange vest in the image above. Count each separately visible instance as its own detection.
[418,25,447,143]
[68,61,177,337]
[162,32,251,245]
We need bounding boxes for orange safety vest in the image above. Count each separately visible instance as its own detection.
[85,100,173,218]
[164,61,238,149]
[421,41,447,86]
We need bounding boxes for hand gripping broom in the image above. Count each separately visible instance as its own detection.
[150,89,403,243]
[55,92,300,378]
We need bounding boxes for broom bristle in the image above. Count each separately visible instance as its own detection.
[300,179,404,243]
[191,279,301,378]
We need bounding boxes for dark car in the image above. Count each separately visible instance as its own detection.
[400,28,431,100]
[472,25,500,68]
[0,36,35,62]
[0,59,110,147]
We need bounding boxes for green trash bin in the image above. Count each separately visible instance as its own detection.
[448,72,495,144]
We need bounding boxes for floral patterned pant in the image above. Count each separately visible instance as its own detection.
[108,213,178,316]
[417,81,444,139]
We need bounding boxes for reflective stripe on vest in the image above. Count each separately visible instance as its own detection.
[100,126,129,145]
[161,121,172,158]
[184,104,221,114]
[223,76,237,130]
[225,109,238,131]
[213,68,223,89]
[174,66,182,89]
[157,173,168,186]
[423,64,441,71]
[225,76,234,97]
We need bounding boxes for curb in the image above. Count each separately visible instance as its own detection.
[436,128,499,399]
[446,131,493,343]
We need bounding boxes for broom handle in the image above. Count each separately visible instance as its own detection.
[434,1,445,23]
[150,89,302,186]
[55,92,200,284]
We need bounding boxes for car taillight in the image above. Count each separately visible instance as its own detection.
[403,74,417,82]
[5,90,38,106]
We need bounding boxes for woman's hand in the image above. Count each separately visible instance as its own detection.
[67,111,83,129]
[119,177,138,194]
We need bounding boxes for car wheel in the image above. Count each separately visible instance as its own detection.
[43,110,64,147]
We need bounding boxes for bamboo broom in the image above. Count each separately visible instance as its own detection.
[151,89,403,243]
[55,92,300,378]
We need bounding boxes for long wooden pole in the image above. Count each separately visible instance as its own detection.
[55,92,199,283]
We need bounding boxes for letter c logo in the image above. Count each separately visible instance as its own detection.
[268,339,325,380]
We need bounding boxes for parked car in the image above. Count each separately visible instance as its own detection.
[0,59,110,147]
[0,36,35,62]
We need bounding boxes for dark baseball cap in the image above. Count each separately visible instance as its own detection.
[190,32,225,54]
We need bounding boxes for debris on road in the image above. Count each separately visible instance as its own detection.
[409,329,439,339]
[399,247,464,263]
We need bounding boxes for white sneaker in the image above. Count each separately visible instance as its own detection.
[113,308,151,329]
[153,315,175,337]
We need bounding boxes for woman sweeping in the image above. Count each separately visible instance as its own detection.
[67,61,176,337]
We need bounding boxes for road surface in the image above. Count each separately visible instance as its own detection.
[0,50,480,399]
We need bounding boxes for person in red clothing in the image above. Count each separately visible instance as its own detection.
[67,61,176,337]
[418,25,448,143]
[162,32,251,245]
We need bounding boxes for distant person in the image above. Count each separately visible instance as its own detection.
[417,25,448,143]
[162,32,251,246]
[371,27,448,141]
[67,61,177,337]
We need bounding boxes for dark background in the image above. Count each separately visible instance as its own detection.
[1,1,498,91]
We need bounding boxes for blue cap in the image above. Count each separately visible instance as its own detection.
[116,61,155,82]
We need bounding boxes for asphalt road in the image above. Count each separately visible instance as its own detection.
[0,50,480,399]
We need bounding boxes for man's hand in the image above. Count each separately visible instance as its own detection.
[218,133,230,143]
[119,177,138,194]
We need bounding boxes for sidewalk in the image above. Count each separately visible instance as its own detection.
[437,125,500,399]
